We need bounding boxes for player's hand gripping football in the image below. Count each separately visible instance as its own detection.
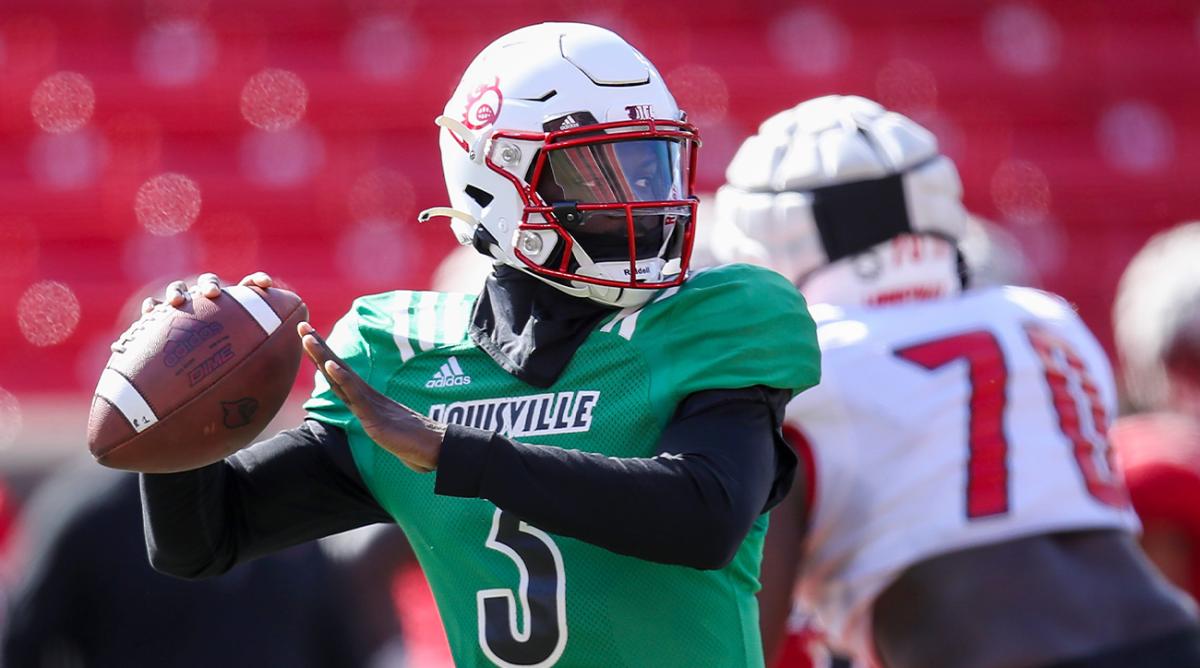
[139,271,275,313]
[299,322,445,473]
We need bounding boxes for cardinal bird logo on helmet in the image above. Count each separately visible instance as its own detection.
[463,77,503,130]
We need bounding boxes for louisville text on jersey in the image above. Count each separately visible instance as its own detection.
[428,391,600,438]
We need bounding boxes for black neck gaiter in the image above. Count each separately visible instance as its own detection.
[469,265,618,389]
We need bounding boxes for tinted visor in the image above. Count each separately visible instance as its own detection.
[536,138,692,264]
[541,138,687,204]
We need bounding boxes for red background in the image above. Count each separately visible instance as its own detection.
[1,0,1197,402]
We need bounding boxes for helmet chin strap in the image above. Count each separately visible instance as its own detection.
[512,234,657,307]
[562,237,660,307]
[518,257,656,308]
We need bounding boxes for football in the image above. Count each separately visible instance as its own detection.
[87,285,308,473]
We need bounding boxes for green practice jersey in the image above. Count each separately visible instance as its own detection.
[304,263,820,667]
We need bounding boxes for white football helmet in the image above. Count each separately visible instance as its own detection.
[712,95,967,304]
[1114,221,1200,410]
[419,23,700,308]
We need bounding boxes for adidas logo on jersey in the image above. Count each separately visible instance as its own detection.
[426,356,472,388]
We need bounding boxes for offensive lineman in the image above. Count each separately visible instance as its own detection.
[137,24,819,667]
[711,96,1200,667]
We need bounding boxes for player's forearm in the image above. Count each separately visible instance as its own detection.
[140,421,391,579]
[435,388,794,570]
[140,462,240,578]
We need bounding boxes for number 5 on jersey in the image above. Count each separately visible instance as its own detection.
[478,509,568,667]
[895,325,1126,520]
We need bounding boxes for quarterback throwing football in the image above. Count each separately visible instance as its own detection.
[138,24,819,667]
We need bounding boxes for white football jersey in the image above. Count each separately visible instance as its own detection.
[791,286,1140,659]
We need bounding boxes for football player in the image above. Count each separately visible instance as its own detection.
[710,95,1200,667]
[1111,222,1200,603]
[136,23,820,667]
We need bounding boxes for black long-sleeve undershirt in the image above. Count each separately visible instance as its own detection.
[141,419,391,578]
[435,386,795,568]
[141,386,796,578]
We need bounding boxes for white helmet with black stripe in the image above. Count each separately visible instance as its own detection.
[712,95,968,305]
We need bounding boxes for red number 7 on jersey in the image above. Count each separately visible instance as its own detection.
[895,325,1126,520]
